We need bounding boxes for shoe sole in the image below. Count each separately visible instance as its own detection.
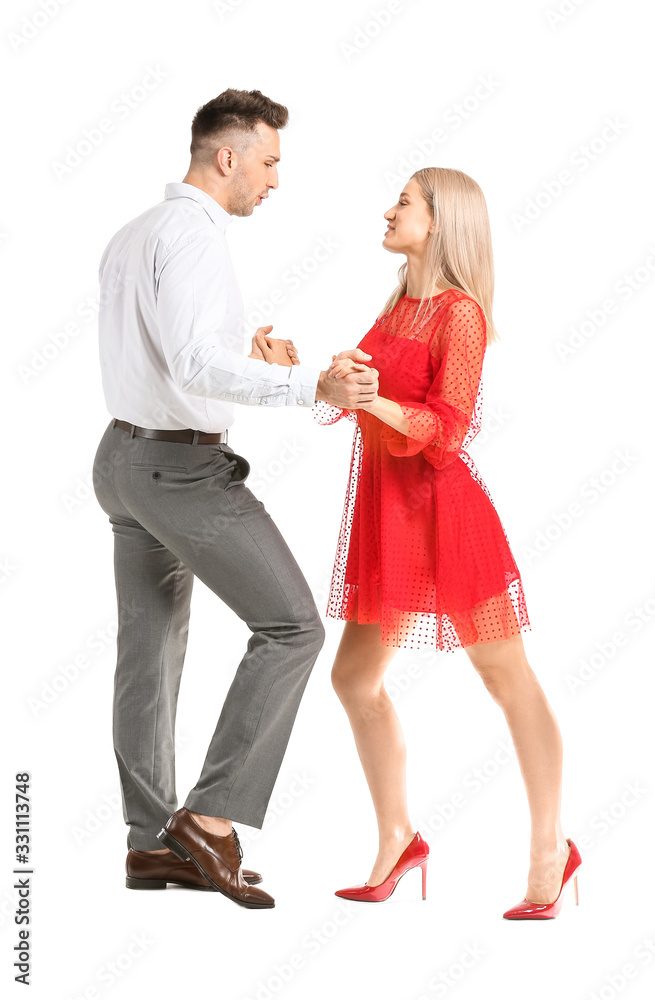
[335,856,429,902]
[126,876,217,891]
[156,829,275,908]
[125,875,262,890]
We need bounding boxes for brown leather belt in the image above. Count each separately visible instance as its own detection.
[112,418,228,445]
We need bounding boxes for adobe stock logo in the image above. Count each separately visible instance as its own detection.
[8,0,73,52]
[511,116,628,233]
[340,1,418,62]
[51,65,170,180]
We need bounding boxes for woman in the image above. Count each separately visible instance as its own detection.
[311,167,581,919]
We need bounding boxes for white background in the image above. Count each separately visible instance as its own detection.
[3,0,655,998]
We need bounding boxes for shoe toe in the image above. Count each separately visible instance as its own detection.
[503,898,552,919]
[334,883,369,899]
[243,884,275,907]
[503,898,528,918]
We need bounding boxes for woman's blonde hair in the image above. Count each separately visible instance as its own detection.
[379,167,499,345]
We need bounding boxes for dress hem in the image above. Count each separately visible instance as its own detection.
[325,577,532,653]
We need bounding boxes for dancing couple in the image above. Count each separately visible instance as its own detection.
[92,87,580,918]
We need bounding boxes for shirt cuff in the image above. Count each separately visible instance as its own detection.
[257,364,321,408]
[282,364,321,407]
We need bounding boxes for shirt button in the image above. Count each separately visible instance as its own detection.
[297,399,304,405]
[261,399,268,405]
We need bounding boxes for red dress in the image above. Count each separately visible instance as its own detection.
[312,289,531,651]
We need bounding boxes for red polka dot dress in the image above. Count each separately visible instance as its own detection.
[312,289,531,651]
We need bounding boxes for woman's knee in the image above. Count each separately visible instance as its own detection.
[331,660,376,702]
[465,639,535,703]
[331,668,388,723]
[331,660,354,697]
[331,622,397,699]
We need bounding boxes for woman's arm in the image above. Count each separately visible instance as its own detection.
[352,297,487,469]
[360,395,410,434]
[326,298,486,461]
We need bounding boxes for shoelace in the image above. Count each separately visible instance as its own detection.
[232,829,243,863]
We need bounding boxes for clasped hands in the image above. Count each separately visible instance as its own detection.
[249,325,379,410]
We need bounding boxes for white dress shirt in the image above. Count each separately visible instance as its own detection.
[97,181,322,431]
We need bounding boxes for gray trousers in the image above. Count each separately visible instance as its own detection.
[92,419,325,851]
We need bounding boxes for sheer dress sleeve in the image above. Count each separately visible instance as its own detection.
[379,297,487,470]
[312,400,359,425]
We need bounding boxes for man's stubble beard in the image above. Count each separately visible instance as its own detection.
[228,169,256,218]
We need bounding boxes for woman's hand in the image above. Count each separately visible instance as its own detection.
[327,358,372,379]
[249,326,299,366]
[328,348,372,372]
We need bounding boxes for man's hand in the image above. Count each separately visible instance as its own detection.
[315,363,379,409]
[249,325,299,366]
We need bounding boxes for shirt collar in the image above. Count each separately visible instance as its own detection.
[164,181,233,231]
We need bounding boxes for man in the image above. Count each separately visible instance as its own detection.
[91,88,378,909]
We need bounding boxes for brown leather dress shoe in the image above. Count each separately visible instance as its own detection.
[125,848,263,890]
[157,807,275,908]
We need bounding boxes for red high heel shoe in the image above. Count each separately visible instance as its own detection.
[334,832,429,902]
[502,839,581,919]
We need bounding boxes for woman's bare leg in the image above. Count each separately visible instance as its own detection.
[463,632,570,903]
[331,621,416,886]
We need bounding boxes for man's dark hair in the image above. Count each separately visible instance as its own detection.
[189,88,289,167]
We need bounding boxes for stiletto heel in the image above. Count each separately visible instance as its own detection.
[502,838,582,919]
[334,832,430,902]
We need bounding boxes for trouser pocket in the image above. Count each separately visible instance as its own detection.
[213,446,251,488]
